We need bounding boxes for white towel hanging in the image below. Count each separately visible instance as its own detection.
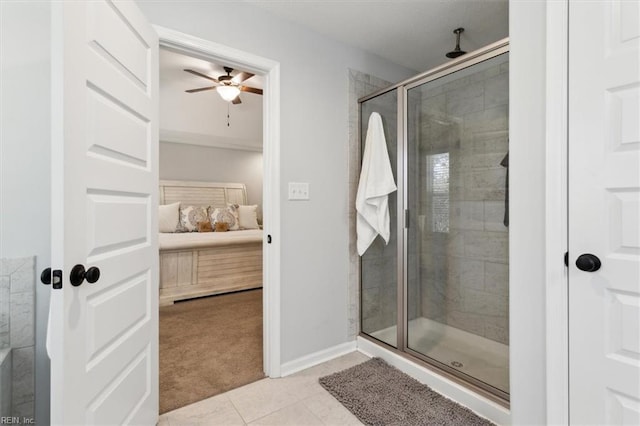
[356,112,397,256]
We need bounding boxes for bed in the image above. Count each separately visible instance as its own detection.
[158,180,263,306]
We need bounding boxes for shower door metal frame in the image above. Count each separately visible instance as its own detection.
[358,38,510,406]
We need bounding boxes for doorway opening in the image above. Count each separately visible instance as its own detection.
[157,47,264,413]
[156,27,280,411]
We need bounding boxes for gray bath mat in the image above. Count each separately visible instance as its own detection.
[319,357,494,426]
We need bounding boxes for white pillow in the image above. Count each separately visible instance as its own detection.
[158,202,180,233]
[237,205,260,229]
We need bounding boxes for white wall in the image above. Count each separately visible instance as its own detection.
[137,1,416,363]
[509,0,548,423]
[159,142,264,219]
[0,2,51,424]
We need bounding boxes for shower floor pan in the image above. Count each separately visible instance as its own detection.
[370,317,509,394]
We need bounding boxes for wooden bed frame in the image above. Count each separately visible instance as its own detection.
[158,180,263,306]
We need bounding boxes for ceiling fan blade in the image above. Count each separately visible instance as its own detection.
[184,69,219,83]
[239,85,263,95]
[232,96,242,105]
[232,72,254,84]
[185,86,218,93]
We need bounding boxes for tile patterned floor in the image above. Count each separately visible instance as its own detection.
[158,351,369,425]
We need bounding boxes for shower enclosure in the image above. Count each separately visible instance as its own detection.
[359,40,509,402]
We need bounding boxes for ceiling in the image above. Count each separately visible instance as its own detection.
[244,0,509,72]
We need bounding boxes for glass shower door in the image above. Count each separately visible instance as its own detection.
[360,90,399,348]
[405,53,510,396]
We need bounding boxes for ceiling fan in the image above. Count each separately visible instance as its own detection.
[183,66,263,104]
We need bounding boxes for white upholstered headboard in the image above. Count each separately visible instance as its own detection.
[159,180,248,208]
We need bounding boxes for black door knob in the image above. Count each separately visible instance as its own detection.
[85,267,100,283]
[40,268,51,285]
[576,254,601,272]
[70,264,101,286]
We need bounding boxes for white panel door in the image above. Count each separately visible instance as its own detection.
[569,0,640,424]
[49,1,158,424]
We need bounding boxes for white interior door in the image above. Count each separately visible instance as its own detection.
[568,1,640,424]
[49,1,158,424]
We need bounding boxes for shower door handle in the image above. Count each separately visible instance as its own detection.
[575,254,601,272]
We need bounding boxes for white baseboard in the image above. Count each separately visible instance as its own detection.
[357,337,511,426]
[280,341,357,377]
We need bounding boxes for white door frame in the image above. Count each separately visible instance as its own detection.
[543,1,569,423]
[154,25,282,377]
[510,0,570,423]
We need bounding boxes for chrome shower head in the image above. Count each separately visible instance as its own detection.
[446,28,467,59]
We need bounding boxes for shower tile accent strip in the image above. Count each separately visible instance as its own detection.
[0,257,36,419]
[347,69,392,340]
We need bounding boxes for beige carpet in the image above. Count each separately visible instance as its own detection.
[160,289,264,414]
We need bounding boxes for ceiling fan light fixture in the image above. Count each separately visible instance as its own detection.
[217,85,241,102]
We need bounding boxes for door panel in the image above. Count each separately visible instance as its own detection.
[87,1,151,88]
[86,192,150,257]
[86,88,150,167]
[569,1,640,424]
[51,1,158,424]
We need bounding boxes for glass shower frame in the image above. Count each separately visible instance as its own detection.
[358,38,510,405]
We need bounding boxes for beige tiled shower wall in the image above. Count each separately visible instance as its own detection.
[412,61,509,345]
[0,257,35,419]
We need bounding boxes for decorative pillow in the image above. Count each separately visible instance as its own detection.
[197,220,213,232]
[214,222,229,232]
[209,205,239,230]
[179,205,208,232]
[229,204,260,229]
[158,202,180,233]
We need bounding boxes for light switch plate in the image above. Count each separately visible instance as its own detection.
[288,182,309,200]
